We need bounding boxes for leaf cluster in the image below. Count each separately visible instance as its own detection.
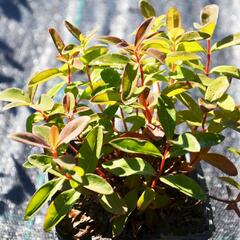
[0,0,240,237]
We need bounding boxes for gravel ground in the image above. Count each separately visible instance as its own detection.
[0,0,239,239]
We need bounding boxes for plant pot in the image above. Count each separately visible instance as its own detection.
[53,164,214,240]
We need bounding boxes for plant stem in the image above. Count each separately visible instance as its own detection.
[151,143,170,188]
[67,64,71,84]
[85,64,104,112]
[37,109,49,121]
[120,107,128,132]
[205,40,211,76]
[135,53,152,123]
[68,143,78,154]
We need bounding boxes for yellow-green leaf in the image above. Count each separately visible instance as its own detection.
[166,52,201,65]
[137,187,155,211]
[166,7,181,32]
[205,76,229,102]
[28,68,62,87]
[139,0,156,18]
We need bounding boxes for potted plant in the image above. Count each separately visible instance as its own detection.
[0,0,239,239]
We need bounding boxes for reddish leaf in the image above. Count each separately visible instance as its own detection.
[49,28,65,54]
[49,125,59,149]
[200,153,238,176]
[9,132,50,149]
[135,17,154,46]
[98,36,129,47]
[64,21,82,41]
[58,116,90,145]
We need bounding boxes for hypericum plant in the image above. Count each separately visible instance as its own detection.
[0,0,240,238]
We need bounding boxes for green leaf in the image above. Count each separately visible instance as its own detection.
[137,187,155,211]
[44,189,80,231]
[193,133,224,148]
[58,116,90,145]
[210,65,240,79]
[47,82,66,97]
[219,177,240,190]
[31,94,54,111]
[142,37,171,54]
[101,67,121,88]
[166,7,181,32]
[162,83,192,97]
[157,95,176,140]
[227,147,240,156]
[25,178,64,220]
[181,31,210,41]
[121,63,138,102]
[166,52,201,65]
[110,137,162,157]
[90,53,129,67]
[64,20,82,41]
[217,94,235,111]
[200,153,238,176]
[125,115,145,132]
[32,125,50,144]
[28,68,62,87]
[171,133,200,152]
[49,28,65,54]
[205,76,229,102]
[160,174,206,200]
[102,157,156,177]
[211,33,240,52]
[28,154,54,171]
[91,88,121,104]
[78,127,103,173]
[73,173,113,195]
[0,88,30,104]
[80,46,108,64]
[99,192,128,215]
[170,66,201,83]
[197,4,219,38]
[139,0,156,18]
[135,17,154,46]
[112,190,138,237]
[177,42,205,53]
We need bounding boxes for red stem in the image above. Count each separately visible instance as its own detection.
[68,143,78,154]
[135,53,152,123]
[67,64,71,84]
[205,40,211,76]
[151,143,170,188]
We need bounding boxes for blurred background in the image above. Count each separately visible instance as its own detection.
[0,0,239,239]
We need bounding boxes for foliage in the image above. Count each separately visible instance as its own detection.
[0,0,239,237]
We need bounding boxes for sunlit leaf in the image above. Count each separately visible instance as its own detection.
[9,132,50,149]
[177,41,205,53]
[99,192,128,215]
[31,94,54,111]
[135,17,154,46]
[171,133,200,152]
[210,65,240,79]
[78,126,103,173]
[0,88,30,104]
[205,76,229,102]
[157,95,176,140]
[166,7,181,32]
[137,187,155,211]
[58,116,90,145]
[211,33,240,52]
[102,157,156,177]
[49,125,59,149]
[73,173,113,195]
[90,53,129,67]
[139,0,156,18]
[91,88,121,104]
[25,178,64,220]
[165,52,201,65]
[44,189,80,231]
[80,46,108,64]
[110,137,162,157]
[217,94,235,111]
[160,174,206,200]
[28,68,62,87]
[98,36,129,47]
[121,63,138,102]
[49,28,65,54]
[64,20,82,41]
